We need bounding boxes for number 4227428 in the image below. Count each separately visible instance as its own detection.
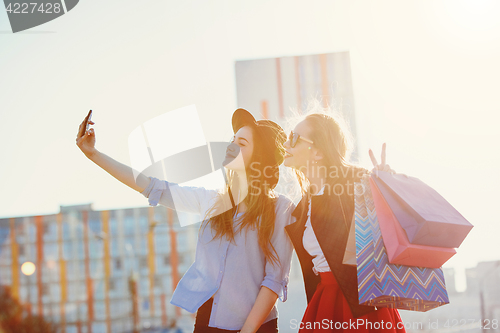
[6,2,62,14]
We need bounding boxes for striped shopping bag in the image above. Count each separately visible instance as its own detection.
[355,177,450,311]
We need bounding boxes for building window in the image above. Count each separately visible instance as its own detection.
[163,255,169,266]
[140,257,148,270]
[15,224,24,235]
[42,284,50,296]
[115,258,122,270]
[18,244,24,256]
[0,227,9,239]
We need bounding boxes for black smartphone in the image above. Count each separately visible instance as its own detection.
[79,110,93,138]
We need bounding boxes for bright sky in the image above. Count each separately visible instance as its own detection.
[1,0,499,290]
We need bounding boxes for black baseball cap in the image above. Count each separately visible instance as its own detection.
[231,108,286,166]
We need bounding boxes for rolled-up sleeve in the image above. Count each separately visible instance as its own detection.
[140,176,217,215]
[260,196,295,302]
[141,177,173,207]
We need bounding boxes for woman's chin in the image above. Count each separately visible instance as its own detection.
[223,160,244,172]
[222,157,233,167]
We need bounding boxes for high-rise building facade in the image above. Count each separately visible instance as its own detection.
[0,204,198,333]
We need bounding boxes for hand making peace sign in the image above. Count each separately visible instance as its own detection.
[369,143,395,174]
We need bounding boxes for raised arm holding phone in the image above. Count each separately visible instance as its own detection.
[75,109,295,333]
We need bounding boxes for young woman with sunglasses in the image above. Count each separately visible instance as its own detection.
[283,104,405,333]
[76,108,294,333]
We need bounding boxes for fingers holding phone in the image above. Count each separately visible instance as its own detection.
[76,110,97,158]
[77,110,93,138]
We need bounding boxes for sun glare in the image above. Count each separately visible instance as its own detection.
[21,261,36,276]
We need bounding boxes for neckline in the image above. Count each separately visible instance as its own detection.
[311,184,326,196]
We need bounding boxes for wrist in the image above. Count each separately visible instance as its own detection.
[86,148,98,161]
[239,328,254,333]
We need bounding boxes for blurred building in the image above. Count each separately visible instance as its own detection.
[467,261,500,330]
[0,204,199,333]
[235,51,359,159]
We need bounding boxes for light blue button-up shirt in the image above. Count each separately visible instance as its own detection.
[141,177,295,330]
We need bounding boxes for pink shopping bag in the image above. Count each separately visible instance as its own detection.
[371,171,473,248]
[370,177,456,268]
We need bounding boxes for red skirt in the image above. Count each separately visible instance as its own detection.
[299,272,406,333]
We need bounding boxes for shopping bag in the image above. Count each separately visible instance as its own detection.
[369,177,456,268]
[355,177,449,311]
[342,214,357,266]
[371,171,473,248]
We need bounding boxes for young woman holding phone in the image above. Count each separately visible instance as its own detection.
[283,103,406,333]
[76,108,294,333]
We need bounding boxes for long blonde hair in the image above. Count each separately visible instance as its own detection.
[291,100,366,195]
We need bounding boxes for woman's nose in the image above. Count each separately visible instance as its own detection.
[226,142,240,154]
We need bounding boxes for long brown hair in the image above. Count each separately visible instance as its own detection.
[202,125,285,267]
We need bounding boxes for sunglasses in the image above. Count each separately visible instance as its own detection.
[289,131,314,148]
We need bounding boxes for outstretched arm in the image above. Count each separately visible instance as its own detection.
[75,115,150,193]
[89,150,150,192]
